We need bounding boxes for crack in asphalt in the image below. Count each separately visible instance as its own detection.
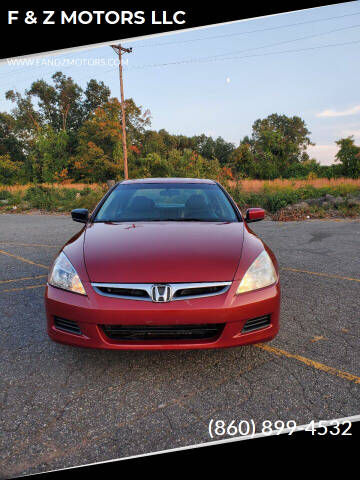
[1,217,359,477]
[1,353,271,476]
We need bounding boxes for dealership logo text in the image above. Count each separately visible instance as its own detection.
[8,10,186,25]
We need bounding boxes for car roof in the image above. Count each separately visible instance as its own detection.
[121,178,216,185]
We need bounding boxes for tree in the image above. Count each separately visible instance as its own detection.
[71,98,150,182]
[141,130,169,157]
[193,135,235,165]
[0,154,24,185]
[5,89,42,135]
[123,98,151,146]
[234,114,314,179]
[4,70,335,185]
[7,73,111,134]
[27,72,111,131]
[82,79,111,119]
[335,137,360,178]
[4,72,113,182]
[129,149,223,180]
[29,127,70,183]
[0,112,26,162]
[228,142,255,178]
[71,99,122,182]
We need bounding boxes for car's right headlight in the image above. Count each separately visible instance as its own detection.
[236,250,277,294]
[48,251,86,295]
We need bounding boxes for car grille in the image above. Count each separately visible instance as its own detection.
[242,315,271,333]
[173,285,225,298]
[96,286,148,298]
[100,323,225,341]
[54,316,82,335]
[92,282,231,302]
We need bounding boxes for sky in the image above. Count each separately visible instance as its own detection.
[1,2,360,165]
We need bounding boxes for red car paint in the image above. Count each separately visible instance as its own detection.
[45,179,280,350]
[83,222,244,283]
[246,207,265,222]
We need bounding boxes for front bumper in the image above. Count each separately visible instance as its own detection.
[45,280,280,350]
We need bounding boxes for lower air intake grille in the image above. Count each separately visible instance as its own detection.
[54,317,82,335]
[100,323,225,341]
[242,315,271,333]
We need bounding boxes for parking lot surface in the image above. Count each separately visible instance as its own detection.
[0,214,359,477]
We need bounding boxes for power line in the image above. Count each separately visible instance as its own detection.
[210,38,360,62]
[55,36,360,78]
[81,25,360,75]
[70,24,360,75]
[125,38,360,70]
[197,23,360,61]
[1,14,359,88]
[1,33,359,95]
[2,37,359,89]
[127,11,360,47]
[1,10,359,83]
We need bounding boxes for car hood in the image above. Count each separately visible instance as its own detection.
[83,222,244,283]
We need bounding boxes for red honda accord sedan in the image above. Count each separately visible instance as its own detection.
[45,178,280,350]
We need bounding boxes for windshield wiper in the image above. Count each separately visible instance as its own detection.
[159,218,221,222]
[93,220,124,223]
[94,218,223,223]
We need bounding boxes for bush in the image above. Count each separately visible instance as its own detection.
[21,185,107,211]
[1,181,359,215]
[0,190,13,200]
[24,186,55,209]
[0,155,24,185]
[228,183,360,214]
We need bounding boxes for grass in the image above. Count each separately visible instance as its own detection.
[0,179,359,218]
[227,180,360,213]
[0,184,107,213]
[227,177,360,193]
[3,183,102,193]
[4,178,360,194]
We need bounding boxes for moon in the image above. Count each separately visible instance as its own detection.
[226,77,231,83]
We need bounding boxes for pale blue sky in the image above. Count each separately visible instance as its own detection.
[1,2,360,164]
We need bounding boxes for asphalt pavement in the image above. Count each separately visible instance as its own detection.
[0,214,359,477]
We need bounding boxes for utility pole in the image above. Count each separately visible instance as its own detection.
[111,44,132,180]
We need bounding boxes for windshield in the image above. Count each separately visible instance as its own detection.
[94,183,239,223]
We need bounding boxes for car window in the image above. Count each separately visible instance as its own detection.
[94,183,239,223]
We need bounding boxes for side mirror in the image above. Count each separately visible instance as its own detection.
[246,208,265,223]
[71,208,89,223]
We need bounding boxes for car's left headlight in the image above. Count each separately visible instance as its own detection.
[236,250,277,294]
[48,251,86,295]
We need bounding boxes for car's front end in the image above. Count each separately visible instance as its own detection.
[46,275,280,351]
[45,179,280,350]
